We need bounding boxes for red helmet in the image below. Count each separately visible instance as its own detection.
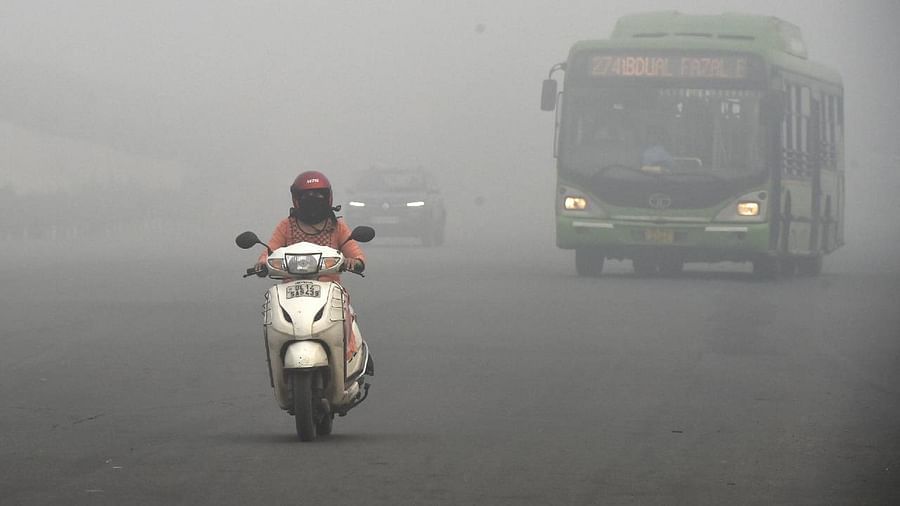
[290,170,332,207]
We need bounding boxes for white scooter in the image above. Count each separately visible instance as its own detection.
[235,226,375,441]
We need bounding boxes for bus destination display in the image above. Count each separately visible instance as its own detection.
[590,54,750,80]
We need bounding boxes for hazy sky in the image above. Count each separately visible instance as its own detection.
[2,1,897,180]
[1,1,898,259]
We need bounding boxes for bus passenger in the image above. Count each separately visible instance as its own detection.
[641,126,674,170]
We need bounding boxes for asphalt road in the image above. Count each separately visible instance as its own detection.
[1,234,898,505]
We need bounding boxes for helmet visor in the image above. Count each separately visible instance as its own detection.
[293,188,330,201]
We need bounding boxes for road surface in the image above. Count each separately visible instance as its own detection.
[1,235,898,505]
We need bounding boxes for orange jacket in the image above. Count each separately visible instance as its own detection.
[259,217,366,282]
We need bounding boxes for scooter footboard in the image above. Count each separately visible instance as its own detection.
[283,341,329,369]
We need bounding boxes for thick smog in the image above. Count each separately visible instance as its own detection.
[1,1,898,504]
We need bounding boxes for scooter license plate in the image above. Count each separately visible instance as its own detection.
[286,282,321,299]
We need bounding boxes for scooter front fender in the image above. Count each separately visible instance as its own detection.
[283,341,329,369]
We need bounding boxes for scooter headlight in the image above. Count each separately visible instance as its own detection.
[284,253,321,275]
[319,256,341,271]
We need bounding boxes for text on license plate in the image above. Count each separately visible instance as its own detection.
[286,283,321,299]
[644,228,674,243]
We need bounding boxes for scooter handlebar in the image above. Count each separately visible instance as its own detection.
[242,263,363,279]
[243,265,268,278]
[339,261,365,277]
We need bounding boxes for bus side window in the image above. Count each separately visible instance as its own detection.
[836,95,844,158]
[824,92,841,170]
[800,86,810,160]
[783,84,797,174]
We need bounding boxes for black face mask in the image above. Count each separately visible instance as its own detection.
[291,198,331,224]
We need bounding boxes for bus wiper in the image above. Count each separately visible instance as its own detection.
[593,164,657,179]
[662,171,725,182]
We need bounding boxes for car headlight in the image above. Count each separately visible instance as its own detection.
[406,201,425,207]
[563,196,587,210]
[348,201,366,207]
[737,201,760,216]
[284,253,321,275]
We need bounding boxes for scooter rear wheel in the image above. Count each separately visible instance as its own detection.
[292,372,317,441]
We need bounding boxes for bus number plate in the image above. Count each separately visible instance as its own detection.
[286,283,321,299]
[644,228,674,244]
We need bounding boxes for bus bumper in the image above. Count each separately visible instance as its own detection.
[556,217,771,262]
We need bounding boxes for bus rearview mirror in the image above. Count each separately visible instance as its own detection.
[541,79,558,111]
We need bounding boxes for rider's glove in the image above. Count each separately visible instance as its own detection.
[346,258,365,274]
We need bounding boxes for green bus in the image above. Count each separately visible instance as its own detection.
[541,12,844,278]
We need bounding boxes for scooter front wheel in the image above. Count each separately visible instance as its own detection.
[292,371,317,441]
[316,409,333,436]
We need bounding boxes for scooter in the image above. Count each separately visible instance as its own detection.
[235,226,375,441]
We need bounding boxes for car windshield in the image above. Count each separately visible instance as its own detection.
[560,87,765,182]
[354,170,427,192]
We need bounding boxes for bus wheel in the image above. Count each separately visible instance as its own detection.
[632,256,658,276]
[575,248,604,277]
[797,255,823,276]
[779,257,797,277]
[752,257,779,280]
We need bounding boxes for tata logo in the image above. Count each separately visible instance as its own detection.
[381,202,390,209]
[648,193,672,209]
[306,178,320,184]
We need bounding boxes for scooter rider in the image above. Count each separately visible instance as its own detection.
[256,170,366,280]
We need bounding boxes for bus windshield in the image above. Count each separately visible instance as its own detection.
[561,87,765,182]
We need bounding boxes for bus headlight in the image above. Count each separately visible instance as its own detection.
[564,196,588,210]
[737,201,760,216]
[713,191,767,222]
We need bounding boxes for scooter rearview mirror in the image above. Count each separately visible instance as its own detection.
[235,231,261,249]
[350,226,376,243]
